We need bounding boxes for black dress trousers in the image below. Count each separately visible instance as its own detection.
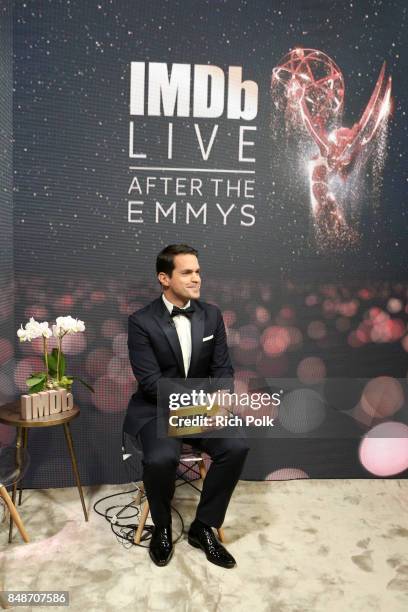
[139,418,250,528]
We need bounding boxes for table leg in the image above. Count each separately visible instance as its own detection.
[9,427,23,543]
[62,422,88,521]
[18,428,29,506]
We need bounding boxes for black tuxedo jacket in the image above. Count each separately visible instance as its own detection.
[123,295,234,436]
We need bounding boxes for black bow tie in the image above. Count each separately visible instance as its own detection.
[171,305,194,318]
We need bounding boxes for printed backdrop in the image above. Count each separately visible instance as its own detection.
[1,0,407,485]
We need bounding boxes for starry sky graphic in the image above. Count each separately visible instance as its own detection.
[11,0,408,281]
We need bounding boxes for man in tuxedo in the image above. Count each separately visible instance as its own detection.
[123,244,249,568]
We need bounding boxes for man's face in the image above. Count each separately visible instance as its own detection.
[159,254,201,303]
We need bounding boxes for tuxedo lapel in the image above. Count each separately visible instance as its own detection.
[188,301,205,376]
[152,298,185,377]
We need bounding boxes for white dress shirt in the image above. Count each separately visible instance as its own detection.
[162,293,192,377]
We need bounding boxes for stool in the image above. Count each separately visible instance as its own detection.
[0,400,88,543]
[134,446,225,544]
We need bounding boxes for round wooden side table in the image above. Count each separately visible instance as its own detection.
[0,400,88,543]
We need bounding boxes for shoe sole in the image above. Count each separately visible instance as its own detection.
[149,547,174,567]
[187,536,236,568]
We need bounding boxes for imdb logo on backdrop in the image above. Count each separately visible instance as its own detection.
[127,62,259,228]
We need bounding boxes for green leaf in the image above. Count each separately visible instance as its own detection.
[58,350,66,378]
[26,373,46,387]
[73,376,95,393]
[44,352,55,375]
[58,375,74,389]
[28,380,46,394]
[46,349,58,375]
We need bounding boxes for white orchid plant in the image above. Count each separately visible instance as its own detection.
[17,316,94,394]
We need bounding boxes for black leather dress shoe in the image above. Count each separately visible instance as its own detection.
[149,525,173,566]
[187,522,236,568]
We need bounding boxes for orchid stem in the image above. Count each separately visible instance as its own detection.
[57,335,61,384]
[43,336,49,384]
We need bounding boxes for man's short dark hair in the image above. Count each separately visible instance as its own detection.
[156,244,198,278]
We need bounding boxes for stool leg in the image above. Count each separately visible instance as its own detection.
[0,588,12,610]
[1,485,29,543]
[18,428,29,507]
[134,499,150,544]
[62,422,88,522]
[198,461,207,481]
[9,427,23,543]
[7,480,18,544]
[217,527,226,543]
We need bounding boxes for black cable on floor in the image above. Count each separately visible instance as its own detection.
[92,487,185,548]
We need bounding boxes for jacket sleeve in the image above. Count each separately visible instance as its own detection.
[128,314,163,402]
[209,307,235,393]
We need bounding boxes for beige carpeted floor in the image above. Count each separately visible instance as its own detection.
[1,479,408,612]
